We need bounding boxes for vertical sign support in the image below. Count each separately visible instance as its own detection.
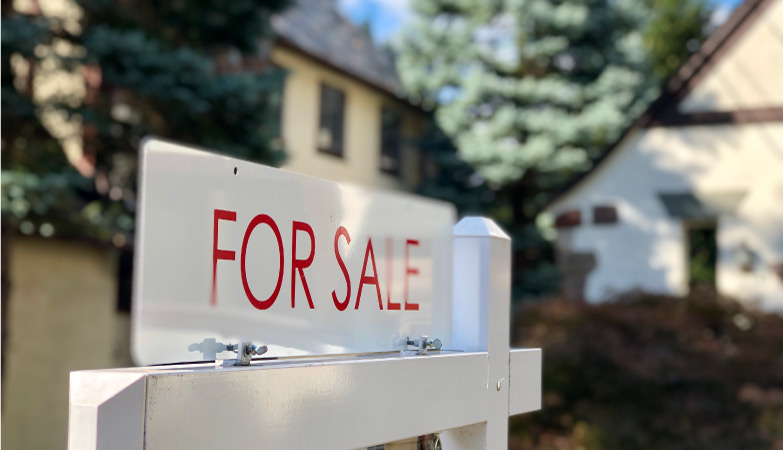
[442,217,511,449]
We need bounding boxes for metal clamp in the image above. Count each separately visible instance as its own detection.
[235,342,268,366]
[402,335,442,355]
[188,339,268,366]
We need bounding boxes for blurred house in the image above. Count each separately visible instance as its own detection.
[271,0,427,190]
[547,0,783,310]
[1,1,427,449]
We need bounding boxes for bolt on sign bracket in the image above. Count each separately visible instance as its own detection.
[400,335,443,355]
[188,339,267,366]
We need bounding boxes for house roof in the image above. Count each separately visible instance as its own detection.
[547,0,781,211]
[271,0,406,98]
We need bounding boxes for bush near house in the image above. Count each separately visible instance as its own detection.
[509,290,783,450]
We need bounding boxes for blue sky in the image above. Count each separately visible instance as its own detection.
[338,0,747,44]
[337,0,412,43]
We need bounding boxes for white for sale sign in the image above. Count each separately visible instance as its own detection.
[132,139,456,365]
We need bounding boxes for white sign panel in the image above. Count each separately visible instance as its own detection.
[132,139,456,365]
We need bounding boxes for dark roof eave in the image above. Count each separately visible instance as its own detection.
[274,37,429,115]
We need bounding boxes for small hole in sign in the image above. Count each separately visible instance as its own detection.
[233,167,238,175]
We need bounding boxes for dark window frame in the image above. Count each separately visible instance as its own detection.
[555,210,581,228]
[379,107,402,175]
[317,83,346,157]
[593,205,618,224]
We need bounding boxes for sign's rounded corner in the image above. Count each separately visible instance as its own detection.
[129,332,149,367]
[139,135,161,154]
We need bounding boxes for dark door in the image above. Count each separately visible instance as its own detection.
[687,222,718,289]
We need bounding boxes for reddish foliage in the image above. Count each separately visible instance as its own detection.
[509,289,783,450]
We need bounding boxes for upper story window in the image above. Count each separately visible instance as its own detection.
[317,83,345,157]
[380,107,401,175]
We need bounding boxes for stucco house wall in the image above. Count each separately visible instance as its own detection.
[550,123,783,309]
[679,0,783,112]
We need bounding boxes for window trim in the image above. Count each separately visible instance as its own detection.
[317,82,346,158]
[379,106,402,176]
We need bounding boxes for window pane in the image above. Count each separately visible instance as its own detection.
[318,84,345,156]
[380,108,400,174]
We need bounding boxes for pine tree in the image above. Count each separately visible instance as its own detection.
[2,0,289,242]
[399,0,667,189]
[2,0,91,237]
[399,0,710,297]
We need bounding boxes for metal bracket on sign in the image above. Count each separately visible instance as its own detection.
[188,339,268,366]
[233,341,268,366]
[400,335,442,355]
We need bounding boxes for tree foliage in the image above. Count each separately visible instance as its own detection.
[400,0,710,189]
[645,0,711,80]
[398,0,665,187]
[510,290,783,449]
[2,0,289,242]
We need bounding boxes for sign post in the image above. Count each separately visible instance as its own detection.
[68,139,541,449]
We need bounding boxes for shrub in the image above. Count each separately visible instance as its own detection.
[509,289,783,450]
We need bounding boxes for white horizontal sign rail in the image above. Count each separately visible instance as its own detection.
[69,349,541,450]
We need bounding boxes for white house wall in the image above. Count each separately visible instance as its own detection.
[551,122,783,309]
[679,0,783,113]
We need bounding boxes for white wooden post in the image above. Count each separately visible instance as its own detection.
[441,217,512,449]
[68,372,146,450]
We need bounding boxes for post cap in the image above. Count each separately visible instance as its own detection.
[453,216,510,239]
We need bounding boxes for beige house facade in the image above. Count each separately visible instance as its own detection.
[547,0,783,309]
[273,45,425,191]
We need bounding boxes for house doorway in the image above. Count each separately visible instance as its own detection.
[686,221,718,289]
